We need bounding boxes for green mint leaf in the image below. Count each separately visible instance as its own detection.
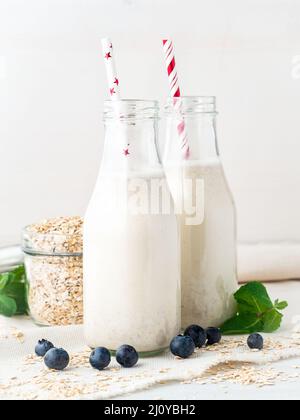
[221,313,264,335]
[4,282,28,315]
[234,282,273,314]
[0,266,28,316]
[10,265,25,278]
[274,300,288,311]
[0,273,10,291]
[0,294,17,317]
[263,309,283,333]
[221,281,288,335]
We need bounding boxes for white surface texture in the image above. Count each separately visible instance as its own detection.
[0,282,299,400]
[1,0,300,278]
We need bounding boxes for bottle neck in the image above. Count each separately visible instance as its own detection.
[163,97,219,164]
[101,118,162,176]
[100,100,162,176]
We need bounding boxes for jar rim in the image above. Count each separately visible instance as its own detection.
[22,249,83,257]
[22,226,83,257]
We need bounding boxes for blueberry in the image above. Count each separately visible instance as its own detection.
[35,339,54,357]
[44,348,70,371]
[206,327,222,346]
[184,325,207,348]
[116,345,139,368]
[90,347,111,371]
[247,333,264,350]
[170,335,195,359]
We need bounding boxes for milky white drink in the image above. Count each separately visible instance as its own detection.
[84,100,181,354]
[169,159,237,328]
[164,97,238,328]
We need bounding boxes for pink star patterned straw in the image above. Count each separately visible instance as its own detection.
[101,38,121,100]
[163,39,190,159]
[101,38,131,157]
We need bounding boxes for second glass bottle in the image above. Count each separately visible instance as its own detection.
[163,96,238,329]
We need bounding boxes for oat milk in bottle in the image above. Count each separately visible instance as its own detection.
[164,97,238,328]
[84,100,181,354]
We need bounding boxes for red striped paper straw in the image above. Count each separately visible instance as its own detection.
[163,39,190,159]
[101,38,121,100]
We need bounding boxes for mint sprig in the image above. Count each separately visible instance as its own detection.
[0,265,28,317]
[221,282,288,335]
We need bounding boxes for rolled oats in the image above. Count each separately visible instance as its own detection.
[22,217,83,326]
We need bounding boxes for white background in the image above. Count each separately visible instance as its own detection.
[1,0,300,255]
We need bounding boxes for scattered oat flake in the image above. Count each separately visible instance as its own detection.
[159,368,170,373]
[11,329,25,343]
[1,336,300,399]
[192,362,295,388]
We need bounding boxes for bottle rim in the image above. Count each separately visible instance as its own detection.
[164,96,217,115]
[103,99,159,121]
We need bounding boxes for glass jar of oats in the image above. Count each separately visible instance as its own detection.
[22,217,83,327]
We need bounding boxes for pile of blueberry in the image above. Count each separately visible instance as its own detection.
[170,325,264,359]
[35,340,139,371]
[170,325,222,359]
[35,330,264,370]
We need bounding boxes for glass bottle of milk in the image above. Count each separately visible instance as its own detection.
[163,96,238,329]
[84,100,181,355]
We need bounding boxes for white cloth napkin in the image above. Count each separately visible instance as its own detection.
[238,243,300,282]
[0,281,297,400]
[1,323,300,400]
